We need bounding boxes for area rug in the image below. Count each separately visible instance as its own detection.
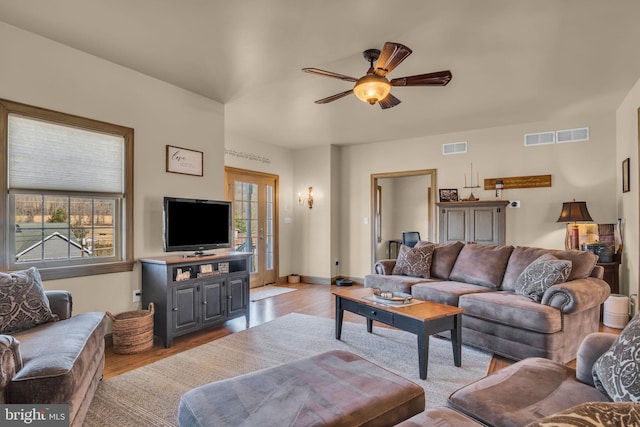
[85,313,491,426]
[250,285,297,301]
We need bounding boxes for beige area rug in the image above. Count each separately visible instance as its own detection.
[249,285,297,301]
[85,313,491,426]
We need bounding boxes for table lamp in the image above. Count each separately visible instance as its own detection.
[557,199,593,250]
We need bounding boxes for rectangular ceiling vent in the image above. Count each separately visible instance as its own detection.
[524,131,555,147]
[556,127,589,144]
[442,141,467,155]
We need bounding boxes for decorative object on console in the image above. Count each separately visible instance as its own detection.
[557,199,593,250]
[495,179,504,199]
[462,163,480,201]
[298,186,313,208]
[439,188,459,202]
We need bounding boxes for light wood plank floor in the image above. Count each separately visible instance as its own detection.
[103,282,619,380]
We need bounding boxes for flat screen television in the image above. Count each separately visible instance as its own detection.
[163,197,232,255]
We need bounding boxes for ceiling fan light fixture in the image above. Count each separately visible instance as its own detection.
[353,74,391,105]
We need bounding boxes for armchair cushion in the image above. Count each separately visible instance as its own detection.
[593,311,640,402]
[0,267,57,334]
[392,243,435,278]
[515,254,572,303]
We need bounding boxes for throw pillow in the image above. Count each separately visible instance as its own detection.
[0,267,58,334]
[592,311,640,402]
[515,253,572,302]
[392,243,435,278]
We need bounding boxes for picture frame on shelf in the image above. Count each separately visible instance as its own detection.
[622,157,630,193]
[166,145,203,176]
[439,188,459,202]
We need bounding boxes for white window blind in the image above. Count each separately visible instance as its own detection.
[8,114,124,193]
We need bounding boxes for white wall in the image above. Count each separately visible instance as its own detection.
[616,75,640,315]
[340,113,618,279]
[0,22,225,316]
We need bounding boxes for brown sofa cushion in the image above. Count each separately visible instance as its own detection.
[503,246,597,291]
[430,241,464,279]
[515,254,572,303]
[449,244,514,289]
[392,243,435,278]
[0,267,57,334]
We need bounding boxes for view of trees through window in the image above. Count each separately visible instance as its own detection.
[14,194,115,262]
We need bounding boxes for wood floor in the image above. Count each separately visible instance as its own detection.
[103,282,619,380]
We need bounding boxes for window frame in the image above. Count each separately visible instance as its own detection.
[0,99,134,280]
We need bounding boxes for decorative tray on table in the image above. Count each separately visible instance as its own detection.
[372,288,413,305]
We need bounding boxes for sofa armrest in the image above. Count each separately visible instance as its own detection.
[575,332,617,386]
[540,278,610,314]
[0,335,22,403]
[374,259,397,275]
[45,290,72,320]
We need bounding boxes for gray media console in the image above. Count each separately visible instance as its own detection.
[140,252,251,348]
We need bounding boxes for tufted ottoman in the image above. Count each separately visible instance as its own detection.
[178,350,425,427]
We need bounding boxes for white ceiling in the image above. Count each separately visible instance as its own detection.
[2,0,640,149]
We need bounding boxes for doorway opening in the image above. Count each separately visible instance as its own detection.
[370,169,437,266]
[225,167,279,288]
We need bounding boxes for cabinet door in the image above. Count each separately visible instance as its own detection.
[440,208,467,244]
[227,274,248,318]
[202,279,225,325]
[469,206,505,245]
[172,284,199,334]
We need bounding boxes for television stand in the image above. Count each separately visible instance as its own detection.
[140,252,251,348]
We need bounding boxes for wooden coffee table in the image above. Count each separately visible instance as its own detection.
[333,287,465,380]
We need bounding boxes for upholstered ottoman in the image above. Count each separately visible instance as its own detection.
[178,350,425,427]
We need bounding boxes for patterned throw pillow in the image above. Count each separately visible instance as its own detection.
[0,267,58,334]
[392,243,435,278]
[515,253,572,302]
[592,311,640,402]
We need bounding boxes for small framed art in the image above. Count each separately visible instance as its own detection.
[623,157,630,193]
[439,188,459,202]
[166,145,203,176]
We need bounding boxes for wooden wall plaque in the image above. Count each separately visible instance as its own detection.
[484,174,552,190]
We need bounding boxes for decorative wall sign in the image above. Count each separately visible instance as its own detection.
[484,174,552,190]
[166,145,203,176]
[622,158,630,193]
[224,149,271,164]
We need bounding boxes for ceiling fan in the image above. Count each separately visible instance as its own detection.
[302,42,452,109]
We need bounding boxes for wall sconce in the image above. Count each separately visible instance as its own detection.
[298,186,313,209]
[557,199,593,250]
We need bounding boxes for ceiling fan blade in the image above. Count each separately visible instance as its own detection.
[390,70,452,86]
[302,68,358,82]
[314,89,354,104]
[378,93,401,109]
[374,42,412,77]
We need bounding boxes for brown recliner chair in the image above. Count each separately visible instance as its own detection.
[399,311,640,426]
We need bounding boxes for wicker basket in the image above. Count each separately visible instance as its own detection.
[107,302,154,354]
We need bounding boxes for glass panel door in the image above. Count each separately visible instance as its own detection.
[225,168,278,287]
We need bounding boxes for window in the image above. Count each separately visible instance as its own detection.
[0,99,134,279]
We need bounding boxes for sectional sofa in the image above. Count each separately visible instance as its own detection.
[365,241,611,363]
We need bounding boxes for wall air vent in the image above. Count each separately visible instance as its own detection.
[442,141,467,155]
[524,131,555,147]
[556,127,589,143]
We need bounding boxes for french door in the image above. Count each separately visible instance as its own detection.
[224,167,278,288]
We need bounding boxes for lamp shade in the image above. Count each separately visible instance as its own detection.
[557,201,593,223]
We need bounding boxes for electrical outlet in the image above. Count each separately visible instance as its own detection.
[133,289,141,303]
[509,200,521,208]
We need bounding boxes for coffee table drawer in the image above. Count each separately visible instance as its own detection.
[358,305,394,324]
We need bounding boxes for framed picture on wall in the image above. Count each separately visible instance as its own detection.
[166,145,203,176]
[439,188,459,202]
[622,157,630,193]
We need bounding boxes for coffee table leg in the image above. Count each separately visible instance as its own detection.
[335,296,343,340]
[367,318,373,333]
[451,313,462,367]
[417,325,429,380]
